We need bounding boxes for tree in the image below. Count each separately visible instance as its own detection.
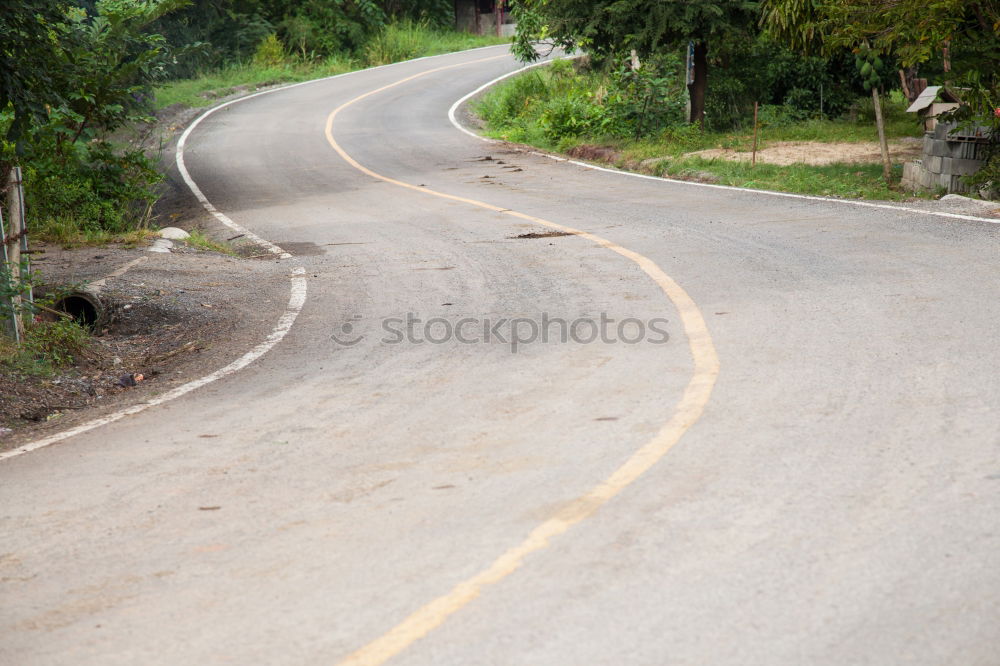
[0,0,68,148]
[512,0,758,126]
[763,0,1000,182]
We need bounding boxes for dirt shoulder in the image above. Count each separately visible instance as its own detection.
[0,244,294,451]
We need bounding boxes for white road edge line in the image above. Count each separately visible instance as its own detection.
[448,61,1000,226]
[3,44,518,461]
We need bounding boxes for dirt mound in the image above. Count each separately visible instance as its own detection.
[685,139,922,166]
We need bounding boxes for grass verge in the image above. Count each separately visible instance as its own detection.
[31,218,158,247]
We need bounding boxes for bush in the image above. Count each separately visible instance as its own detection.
[253,34,287,68]
[8,129,163,239]
[476,55,687,146]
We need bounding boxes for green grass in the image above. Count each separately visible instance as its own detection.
[32,216,158,247]
[644,157,912,200]
[155,23,508,110]
[154,56,356,109]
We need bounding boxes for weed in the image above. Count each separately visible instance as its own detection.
[0,318,91,377]
[184,229,235,255]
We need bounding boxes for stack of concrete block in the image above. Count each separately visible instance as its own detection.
[902,121,990,194]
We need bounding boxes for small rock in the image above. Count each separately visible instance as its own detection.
[158,227,190,240]
[112,356,122,366]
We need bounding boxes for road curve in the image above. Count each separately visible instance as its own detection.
[2,45,999,665]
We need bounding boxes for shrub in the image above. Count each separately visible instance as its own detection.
[253,34,287,68]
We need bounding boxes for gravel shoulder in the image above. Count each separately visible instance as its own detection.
[0,245,293,450]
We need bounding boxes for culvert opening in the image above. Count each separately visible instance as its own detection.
[54,292,102,328]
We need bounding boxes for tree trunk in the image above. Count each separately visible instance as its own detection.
[687,41,708,127]
[872,87,892,182]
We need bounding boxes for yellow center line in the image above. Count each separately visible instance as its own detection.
[324,55,720,666]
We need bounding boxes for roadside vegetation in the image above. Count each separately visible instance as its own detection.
[476,58,925,200]
[155,21,507,109]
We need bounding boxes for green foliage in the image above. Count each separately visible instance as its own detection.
[274,0,386,57]
[0,0,67,146]
[1,0,179,239]
[477,57,687,145]
[513,0,758,61]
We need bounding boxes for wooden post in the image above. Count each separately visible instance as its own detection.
[474,1,481,35]
[872,87,892,181]
[3,168,25,341]
[494,0,501,37]
[752,102,759,168]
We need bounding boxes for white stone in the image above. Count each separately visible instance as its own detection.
[158,226,190,240]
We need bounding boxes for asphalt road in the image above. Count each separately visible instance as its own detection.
[3,45,999,665]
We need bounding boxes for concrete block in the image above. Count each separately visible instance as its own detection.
[923,134,935,154]
[924,155,943,173]
[949,157,985,176]
[951,141,988,161]
[937,173,969,193]
[919,170,936,189]
[929,140,952,157]
[934,121,956,140]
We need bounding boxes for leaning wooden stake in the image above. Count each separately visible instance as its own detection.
[872,87,892,181]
